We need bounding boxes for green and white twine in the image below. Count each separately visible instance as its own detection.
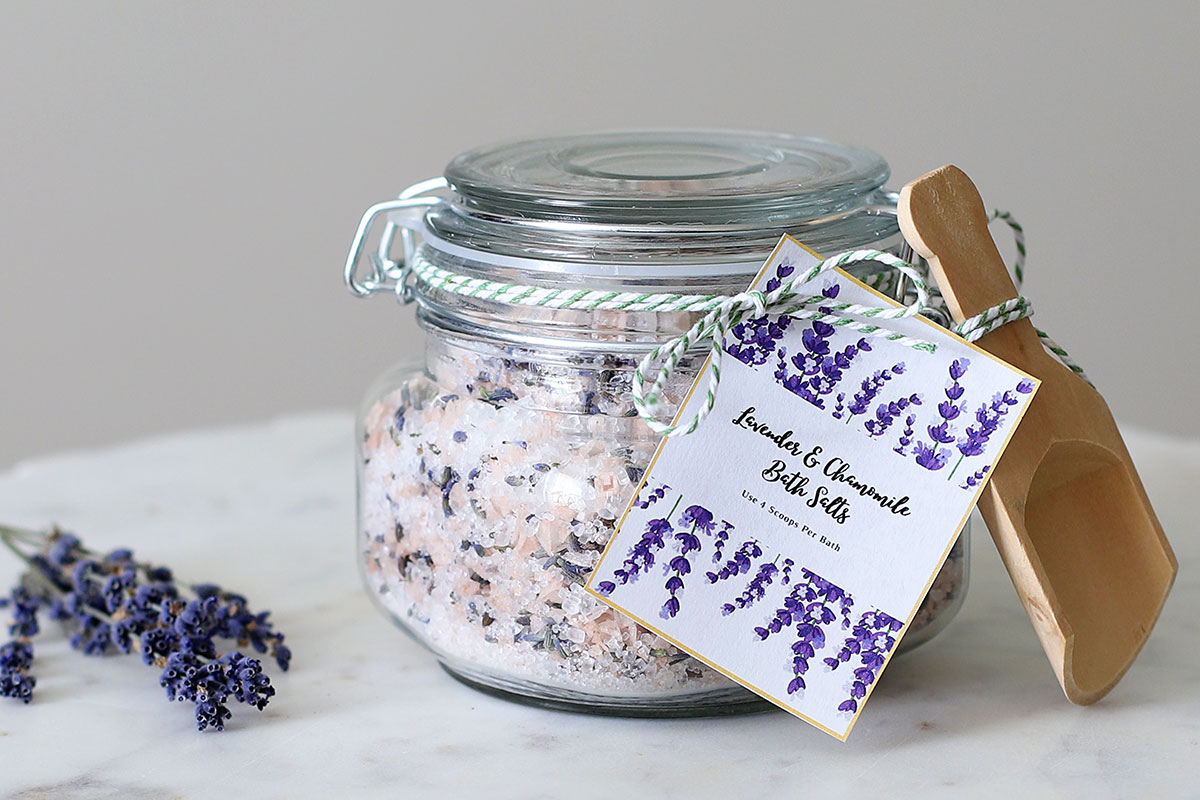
[405,212,1087,437]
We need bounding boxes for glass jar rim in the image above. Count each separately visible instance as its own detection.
[425,130,899,269]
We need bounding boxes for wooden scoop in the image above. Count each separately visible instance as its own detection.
[898,165,1177,705]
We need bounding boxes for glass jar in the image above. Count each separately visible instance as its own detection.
[348,131,969,716]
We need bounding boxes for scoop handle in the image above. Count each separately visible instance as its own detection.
[898,165,1041,351]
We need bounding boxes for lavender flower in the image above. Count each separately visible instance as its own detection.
[711,521,733,564]
[726,316,792,367]
[912,358,970,471]
[960,465,990,490]
[763,259,796,293]
[632,482,670,510]
[661,522,705,619]
[825,609,904,713]
[705,540,762,584]
[773,284,872,410]
[845,364,905,422]
[947,379,1034,480]
[864,393,922,438]
[677,505,716,535]
[831,392,847,420]
[753,566,853,696]
[894,412,918,455]
[913,441,949,471]
[0,524,288,730]
[598,496,681,595]
[724,262,795,366]
[721,560,779,616]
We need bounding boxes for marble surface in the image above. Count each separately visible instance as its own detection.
[0,413,1195,799]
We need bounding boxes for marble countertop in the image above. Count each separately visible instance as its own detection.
[0,413,1195,799]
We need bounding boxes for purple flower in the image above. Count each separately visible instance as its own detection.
[911,359,970,471]
[827,608,903,713]
[960,465,990,490]
[865,393,921,438]
[845,364,905,421]
[678,505,716,535]
[947,379,1029,481]
[0,525,287,729]
[632,482,671,510]
[763,260,796,293]
[657,525,700,618]
[723,560,780,616]
[913,441,949,471]
[894,413,918,455]
[706,540,762,584]
[611,509,676,588]
[754,564,854,698]
[724,265,797,365]
[658,502,711,619]
[772,283,871,410]
[711,521,733,564]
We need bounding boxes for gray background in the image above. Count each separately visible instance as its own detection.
[2,2,1197,468]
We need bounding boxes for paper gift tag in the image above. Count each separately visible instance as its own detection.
[585,236,1039,740]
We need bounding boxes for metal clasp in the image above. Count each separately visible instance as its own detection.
[344,178,447,301]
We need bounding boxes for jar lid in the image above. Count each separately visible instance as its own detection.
[444,130,889,221]
[426,131,900,267]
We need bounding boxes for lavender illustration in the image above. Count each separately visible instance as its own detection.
[632,481,670,510]
[772,284,874,411]
[711,521,733,564]
[960,465,990,490]
[598,496,741,622]
[660,505,714,619]
[595,495,681,596]
[825,609,904,713]
[844,365,906,425]
[893,412,918,455]
[763,259,796,293]
[726,316,792,367]
[864,393,922,438]
[946,379,1035,481]
[720,558,780,616]
[754,567,854,696]
[912,358,970,471]
[706,540,762,585]
[724,261,796,366]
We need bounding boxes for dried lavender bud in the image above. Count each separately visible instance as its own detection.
[0,524,289,731]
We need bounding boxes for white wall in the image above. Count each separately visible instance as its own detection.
[2,1,1197,467]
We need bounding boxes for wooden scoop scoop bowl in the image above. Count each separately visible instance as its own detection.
[898,166,1176,705]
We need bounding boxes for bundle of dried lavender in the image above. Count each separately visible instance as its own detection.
[0,524,290,731]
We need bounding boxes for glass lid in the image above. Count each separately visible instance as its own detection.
[422,130,899,268]
[443,130,890,223]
